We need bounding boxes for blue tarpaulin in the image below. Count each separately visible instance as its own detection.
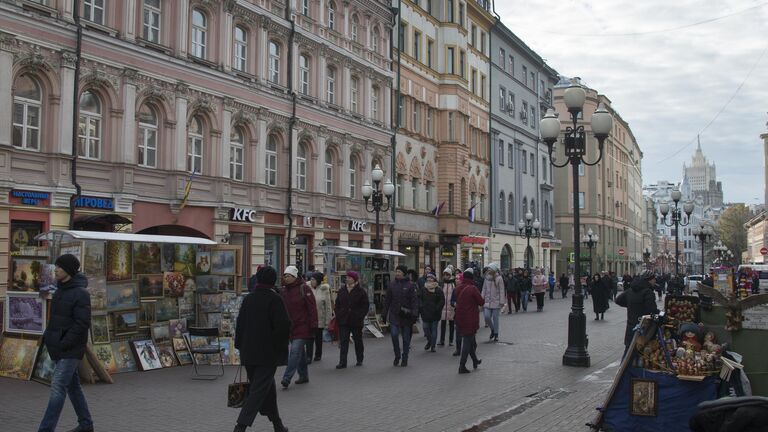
[601,367,718,432]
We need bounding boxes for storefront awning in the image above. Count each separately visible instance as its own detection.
[314,245,406,257]
[35,230,217,245]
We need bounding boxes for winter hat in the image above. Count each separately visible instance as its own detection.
[640,270,656,281]
[346,271,359,282]
[426,273,437,281]
[487,262,500,272]
[463,268,475,278]
[55,254,81,277]
[443,265,454,275]
[283,265,299,278]
[255,266,278,286]
[396,264,408,274]
[311,272,324,285]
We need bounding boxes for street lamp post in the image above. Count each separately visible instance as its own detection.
[713,241,733,266]
[361,164,395,250]
[658,189,694,275]
[581,228,599,276]
[517,211,541,269]
[692,221,714,275]
[540,81,613,368]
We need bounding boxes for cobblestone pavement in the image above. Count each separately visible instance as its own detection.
[1,294,656,432]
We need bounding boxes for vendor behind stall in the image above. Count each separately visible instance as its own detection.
[616,270,660,355]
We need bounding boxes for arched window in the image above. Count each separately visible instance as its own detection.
[326,66,336,104]
[191,9,207,58]
[233,26,247,72]
[372,27,380,53]
[296,143,307,191]
[137,104,158,168]
[187,116,204,173]
[351,15,359,42]
[498,192,505,223]
[370,85,379,120]
[508,193,514,225]
[12,75,41,150]
[349,155,357,198]
[78,90,101,159]
[324,149,334,195]
[327,1,336,30]
[350,76,359,113]
[269,41,280,83]
[230,128,244,181]
[299,54,310,95]
[265,134,278,186]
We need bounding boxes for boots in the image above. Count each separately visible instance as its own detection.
[601,313,605,320]
[595,313,600,321]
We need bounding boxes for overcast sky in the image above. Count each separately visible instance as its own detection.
[497,0,768,205]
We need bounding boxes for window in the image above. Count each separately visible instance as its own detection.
[530,71,535,89]
[269,41,280,83]
[499,192,505,222]
[191,9,207,58]
[78,91,101,159]
[447,0,454,22]
[541,157,547,182]
[230,128,244,181]
[12,75,41,151]
[498,139,504,165]
[137,105,158,168]
[509,55,514,75]
[522,197,527,217]
[499,48,505,69]
[522,65,527,85]
[530,153,535,177]
[426,108,434,137]
[471,24,476,46]
[578,192,585,209]
[522,101,528,124]
[447,47,455,74]
[458,2,464,27]
[508,92,515,116]
[143,0,161,43]
[508,194,514,224]
[234,26,247,72]
[302,0,310,16]
[351,15,359,42]
[326,67,336,104]
[411,179,418,209]
[325,150,333,195]
[508,143,513,169]
[266,135,277,186]
[427,39,434,68]
[350,77,359,113]
[187,117,204,174]
[83,0,104,24]
[499,86,506,110]
[299,54,310,95]
[413,30,421,60]
[372,27,380,53]
[399,22,406,52]
[470,128,477,154]
[397,94,404,127]
[471,69,477,94]
[480,32,485,54]
[328,1,336,30]
[448,112,455,141]
[530,106,536,128]
[371,86,379,120]
[480,75,485,99]
[459,50,465,78]
[296,144,307,191]
[397,175,404,207]
[448,183,455,213]
[521,149,527,173]
[349,156,357,198]
[530,199,536,219]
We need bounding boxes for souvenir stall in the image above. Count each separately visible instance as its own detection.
[0,230,244,384]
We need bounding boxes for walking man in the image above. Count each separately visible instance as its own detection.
[383,265,419,367]
[233,266,291,432]
[419,273,445,352]
[38,254,94,432]
[559,273,569,299]
[279,266,317,388]
[334,271,369,368]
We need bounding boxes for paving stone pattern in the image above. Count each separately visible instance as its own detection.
[0,294,660,432]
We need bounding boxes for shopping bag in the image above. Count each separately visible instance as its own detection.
[227,366,250,408]
[328,316,339,341]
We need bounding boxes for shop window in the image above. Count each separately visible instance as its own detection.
[264,235,282,270]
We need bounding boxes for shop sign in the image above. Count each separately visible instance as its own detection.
[348,220,368,232]
[460,236,486,245]
[472,247,484,254]
[441,250,455,257]
[399,231,420,240]
[10,190,50,206]
[74,195,114,210]
[230,207,257,222]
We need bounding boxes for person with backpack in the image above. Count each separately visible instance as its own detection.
[279,266,317,389]
[383,265,419,367]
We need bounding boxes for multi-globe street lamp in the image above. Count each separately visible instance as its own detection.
[713,241,733,266]
[581,228,599,277]
[692,221,714,275]
[361,164,394,250]
[659,189,694,275]
[517,211,540,268]
[540,81,613,368]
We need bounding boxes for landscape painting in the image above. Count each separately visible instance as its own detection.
[10,258,46,291]
[82,241,105,276]
[112,310,138,336]
[211,249,237,275]
[133,242,161,274]
[106,281,139,311]
[0,335,40,380]
[138,274,164,299]
[174,244,196,276]
[87,276,107,311]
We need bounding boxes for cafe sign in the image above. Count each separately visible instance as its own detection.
[348,220,368,232]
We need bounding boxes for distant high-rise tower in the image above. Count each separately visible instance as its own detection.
[682,136,723,207]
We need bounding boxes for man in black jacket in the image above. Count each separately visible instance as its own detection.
[615,270,659,354]
[233,266,292,432]
[38,254,93,432]
[334,271,369,368]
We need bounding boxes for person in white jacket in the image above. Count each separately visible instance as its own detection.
[481,263,505,342]
[306,273,332,362]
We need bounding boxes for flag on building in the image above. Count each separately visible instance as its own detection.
[468,203,477,222]
[179,171,196,211]
[431,201,445,216]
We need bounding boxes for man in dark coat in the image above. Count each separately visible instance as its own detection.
[383,265,419,367]
[615,270,659,353]
[454,269,484,373]
[419,273,445,352]
[334,271,369,368]
[233,266,291,432]
[279,265,318,388]
[38,254,94,432]
[559,273,569,299]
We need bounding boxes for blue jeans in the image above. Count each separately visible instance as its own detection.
[483,307,500,335]
[389,322,413,361]
[38,358,93,432]
[423,320,439,349]
[521,291,530,311]
[282,339,308,383]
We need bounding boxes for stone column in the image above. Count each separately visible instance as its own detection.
[0,34,15,148]
[316,135,327,193]
[222,7,233,72]
[57,51,78,155]
[256,115,267,183]
[384,81,391,129]
[177,0,190,57]
[122,0,137,42]
[120,69,138,164]
[174,87,189,171]
[258,16,270,84]
[221,109,233,178]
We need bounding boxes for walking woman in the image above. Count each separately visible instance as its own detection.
[532,269,548,312]
[420,273,445,352]
[591,273,610,320]
[306,273,332,362]
[455,268,484,374]
[383,265,419,367]
[519,269,532,312]
[438,266,456,347]
[481,263,505,342]
[334,271,369,368]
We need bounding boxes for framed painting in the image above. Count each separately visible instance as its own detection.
[221,292,238,313]
[201,312,222,329]
[87,276,107,311]
[174,244,196,276]
[196,275,235,293]
[106,241,133,281]
[211,248,237,275]
[199,292,222,312]
[5,291,46,334]
[112,310,138,336]
[32,344,56,385]
[160,243,176,272]
[106,281,139,311]
[150,322,170,344]
[131,340,163,371]
[92,342,118,375]
[38,264,56,293]
[175,348,193,366]
[139,300,156,328]
[195,251,211,275]
[219,337,234,365]
[163,272,186,298]
[111,341,138,373]
[132,242,161,274]
[155,342,179,368]
[138,274,164,300]
[177,296,195,322]
[630,378,659,417]
[10,257,46,291]
[168,318,188,339]
[172,337,188,351]
[90,313,110,344]
[0,334,40,380]
[155,298,178,322]
[59,242,83,263]
[82,241,105,276]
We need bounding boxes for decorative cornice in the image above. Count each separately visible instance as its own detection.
[59,50,78,69]
[121,68,139,85]
[0,31,18,52]
[81,67,119,91]
[15,45,54,72]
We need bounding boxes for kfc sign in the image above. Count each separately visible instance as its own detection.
[230,208,256,222]
[348,220,368,232]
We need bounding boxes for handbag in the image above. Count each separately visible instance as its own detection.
[328,316,338,337]
[398,306,413,319]
[227,366,250,408]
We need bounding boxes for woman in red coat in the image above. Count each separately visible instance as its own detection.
[454,268,484,374]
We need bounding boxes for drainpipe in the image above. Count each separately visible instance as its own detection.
[68,0,83,229]
[285,7,297,266]
[489,2,500,248]
[389,1,401,248]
